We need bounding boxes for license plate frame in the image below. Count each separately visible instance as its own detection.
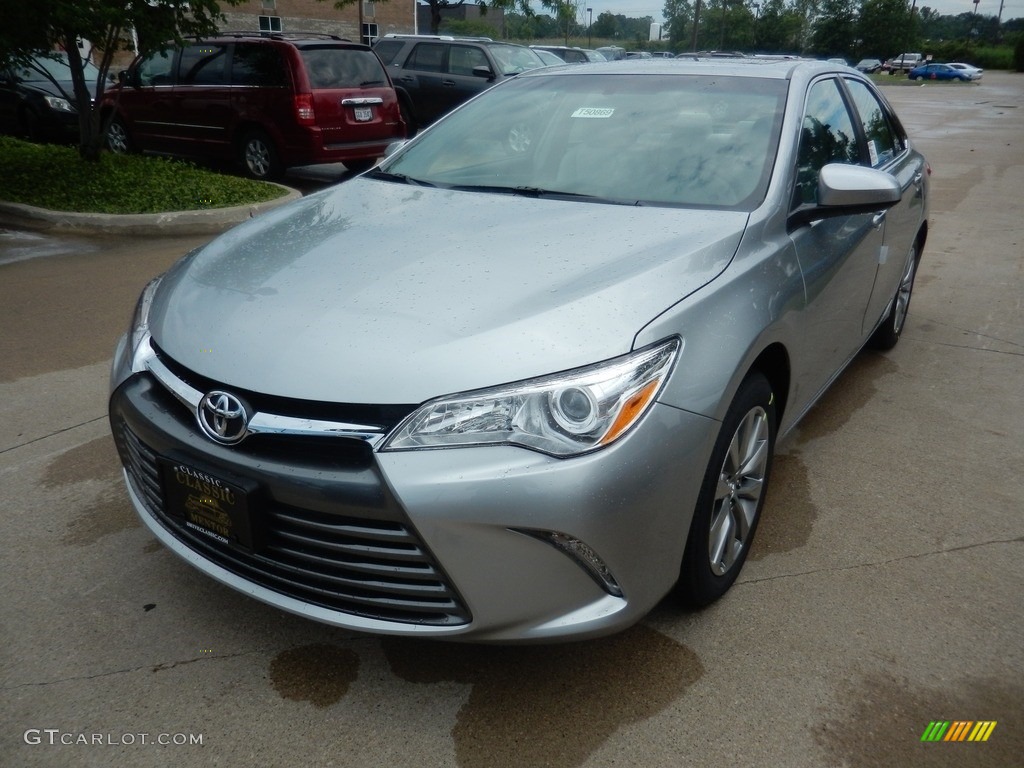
[353,106,373,122]
[159,458,261,552]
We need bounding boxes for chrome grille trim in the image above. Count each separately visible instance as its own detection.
[114,420,470,626]
[136,334,386,444]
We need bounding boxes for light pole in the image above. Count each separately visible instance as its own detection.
[587,7,593,48]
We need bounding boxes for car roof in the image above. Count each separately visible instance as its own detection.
[516,57,841,81]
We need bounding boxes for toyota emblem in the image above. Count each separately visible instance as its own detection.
[197,391,249,444]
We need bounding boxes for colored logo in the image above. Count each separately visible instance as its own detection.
[920,721,997,742]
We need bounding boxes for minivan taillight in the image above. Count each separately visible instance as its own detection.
[294,94,315,125]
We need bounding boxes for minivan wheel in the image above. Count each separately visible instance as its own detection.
[344,158,376,174]
[240,129,282,180]
[676,372,776,608]
[106,117,132,154]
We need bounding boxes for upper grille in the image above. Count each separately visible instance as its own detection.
[114,420,470,627]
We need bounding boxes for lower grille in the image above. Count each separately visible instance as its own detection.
[115,422,469,626]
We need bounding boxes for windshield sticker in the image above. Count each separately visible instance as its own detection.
[571,107,615,119]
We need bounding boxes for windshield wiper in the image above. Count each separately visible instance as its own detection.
[448,184,639,204]
[364,170,435,187]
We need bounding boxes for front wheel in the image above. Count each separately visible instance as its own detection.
[676,372,776,607]
[239,129,282,180]
[869,243,919,350]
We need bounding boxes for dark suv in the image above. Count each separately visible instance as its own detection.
[372,35,546,130]
[102,33,406,178]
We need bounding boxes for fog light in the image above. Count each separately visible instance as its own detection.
[517,529,623,597]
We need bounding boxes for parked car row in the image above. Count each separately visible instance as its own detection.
[908,61,983,81]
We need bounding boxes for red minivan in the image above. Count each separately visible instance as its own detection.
[102,33,406,178]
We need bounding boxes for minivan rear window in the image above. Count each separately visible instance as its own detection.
[299,47,388,89]
[232,44,288,87]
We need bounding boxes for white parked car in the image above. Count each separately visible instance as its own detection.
[948,62,983,81]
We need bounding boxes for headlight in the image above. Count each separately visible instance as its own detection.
[43,95,75,113]
[128,276,163,371]
[382,338,681,457]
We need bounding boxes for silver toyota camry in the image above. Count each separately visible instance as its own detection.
[109,58,928,642]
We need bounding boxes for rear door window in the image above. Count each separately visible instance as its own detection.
[406,43,446,73]
[843,79,902,168]
[373,40,405,66]
[231,44,288,87]
[178,44,229,85]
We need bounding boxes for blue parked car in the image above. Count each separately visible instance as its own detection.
[908,62,972,81]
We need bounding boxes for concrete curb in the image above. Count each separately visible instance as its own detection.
[0,183,302,236]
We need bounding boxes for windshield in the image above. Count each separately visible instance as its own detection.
[381,72,787,209]
[22,54,101,82]
[489,44,546,75]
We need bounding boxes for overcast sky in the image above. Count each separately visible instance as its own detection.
[574,0,1024,26]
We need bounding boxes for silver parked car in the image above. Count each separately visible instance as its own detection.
[110,59,928,642]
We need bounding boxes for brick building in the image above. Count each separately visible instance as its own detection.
[222,0,417,43]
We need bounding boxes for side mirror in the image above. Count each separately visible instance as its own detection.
[472,65,495,81]
[117,69,128,84]
[789,163,901,229]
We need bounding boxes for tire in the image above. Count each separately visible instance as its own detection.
[399,97,418,139]
[344,158,376,174]
[239,129,282,180]
[19,108,42,141]
[106,116,132,154]
[676,372,776,608]
[869,242,919,350]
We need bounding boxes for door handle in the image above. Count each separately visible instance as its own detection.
[442,80,456,87]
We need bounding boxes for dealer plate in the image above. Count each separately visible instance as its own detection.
[160,459,259,551]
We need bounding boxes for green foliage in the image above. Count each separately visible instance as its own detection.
[926,41,1014,69]
[438,19,503,37]
[1015,35,1024,71]
[0,136,284,214]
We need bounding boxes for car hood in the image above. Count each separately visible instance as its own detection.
[21,77,98,101]
[151,180,747,404]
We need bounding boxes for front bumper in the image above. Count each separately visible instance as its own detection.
[109,337,716,642]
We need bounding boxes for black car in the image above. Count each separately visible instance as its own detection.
[371,35,546,131]
[0,53,103,142]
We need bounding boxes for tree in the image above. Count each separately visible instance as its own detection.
[0,0,241,162]
[809,0,857,57]
[859,0,916,59]
[663,0,696,49]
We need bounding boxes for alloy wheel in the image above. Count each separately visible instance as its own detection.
[708,405,770,575]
